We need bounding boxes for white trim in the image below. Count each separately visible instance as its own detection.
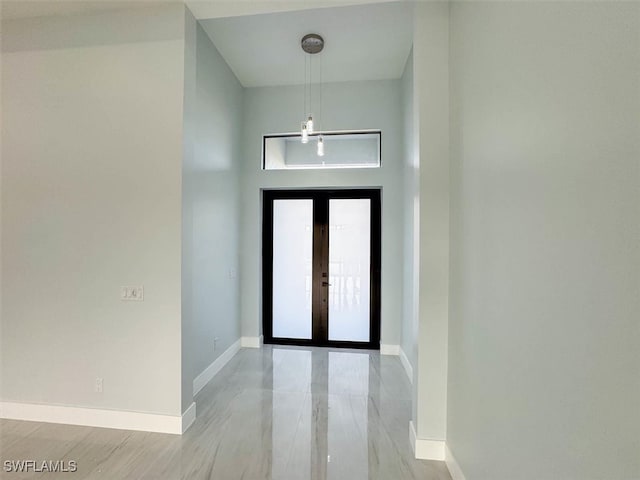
[380,343,400,355]
[409,419,417,449]
[193,339,241,396]
[241,336,262,348]
[445,444,467,480]
[181,402,196,433]
[409,421,445,461]
[0,402,185,434]
[399,346,413,383]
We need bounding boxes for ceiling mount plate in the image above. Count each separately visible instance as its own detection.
[301,34,324,54]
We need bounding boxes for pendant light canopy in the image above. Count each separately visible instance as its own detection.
[301,33,324,54]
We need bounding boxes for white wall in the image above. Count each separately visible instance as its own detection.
[1,5,185,416]
[412,1,450,450]
[240,80,404,347]
[400,49,416,371]
[448,2,640,479]
[181,11,243,411]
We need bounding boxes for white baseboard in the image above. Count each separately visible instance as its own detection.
[193,339,241,396]
[241,335,262,348]
[399,346,413,383]
[0,401,187,434]
[380,343,400,355]
[409,421,445,461]
[181,402,196,433]
[445,444,466,480]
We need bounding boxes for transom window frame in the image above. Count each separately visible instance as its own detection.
[261,129,382,170]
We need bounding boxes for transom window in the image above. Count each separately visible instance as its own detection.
[262,131,381,170]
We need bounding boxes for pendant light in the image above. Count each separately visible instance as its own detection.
[317,135,325,157]
[300,33,324,154]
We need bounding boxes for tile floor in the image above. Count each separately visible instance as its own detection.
[0,346,451,479]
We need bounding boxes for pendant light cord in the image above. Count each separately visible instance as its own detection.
[310,53,313,119]
[304,54,308,120]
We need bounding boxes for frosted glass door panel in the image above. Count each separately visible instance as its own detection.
[328,199,371,342]
[272,199,313,339]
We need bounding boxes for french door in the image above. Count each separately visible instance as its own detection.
[263,190,381,349]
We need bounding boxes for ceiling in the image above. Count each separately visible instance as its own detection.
[199,2,413,87]
[1,0,413,88]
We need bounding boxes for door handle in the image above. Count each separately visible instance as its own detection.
[322,281,332,287]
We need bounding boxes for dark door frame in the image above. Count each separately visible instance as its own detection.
[262,189,381,350]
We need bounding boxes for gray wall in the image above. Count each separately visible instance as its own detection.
[447,2,640,479]
[400,49,416,372]
[1,5,185,415]
[412,1,451,446]
[239,80,404,347]
[181,12,244,411]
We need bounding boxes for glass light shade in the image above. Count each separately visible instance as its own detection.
[317,135,325,157]
[301,123,309,144]
[307,116,314,134]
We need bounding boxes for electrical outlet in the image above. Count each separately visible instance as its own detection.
[121,286,144,301]
[95,377,103,393]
